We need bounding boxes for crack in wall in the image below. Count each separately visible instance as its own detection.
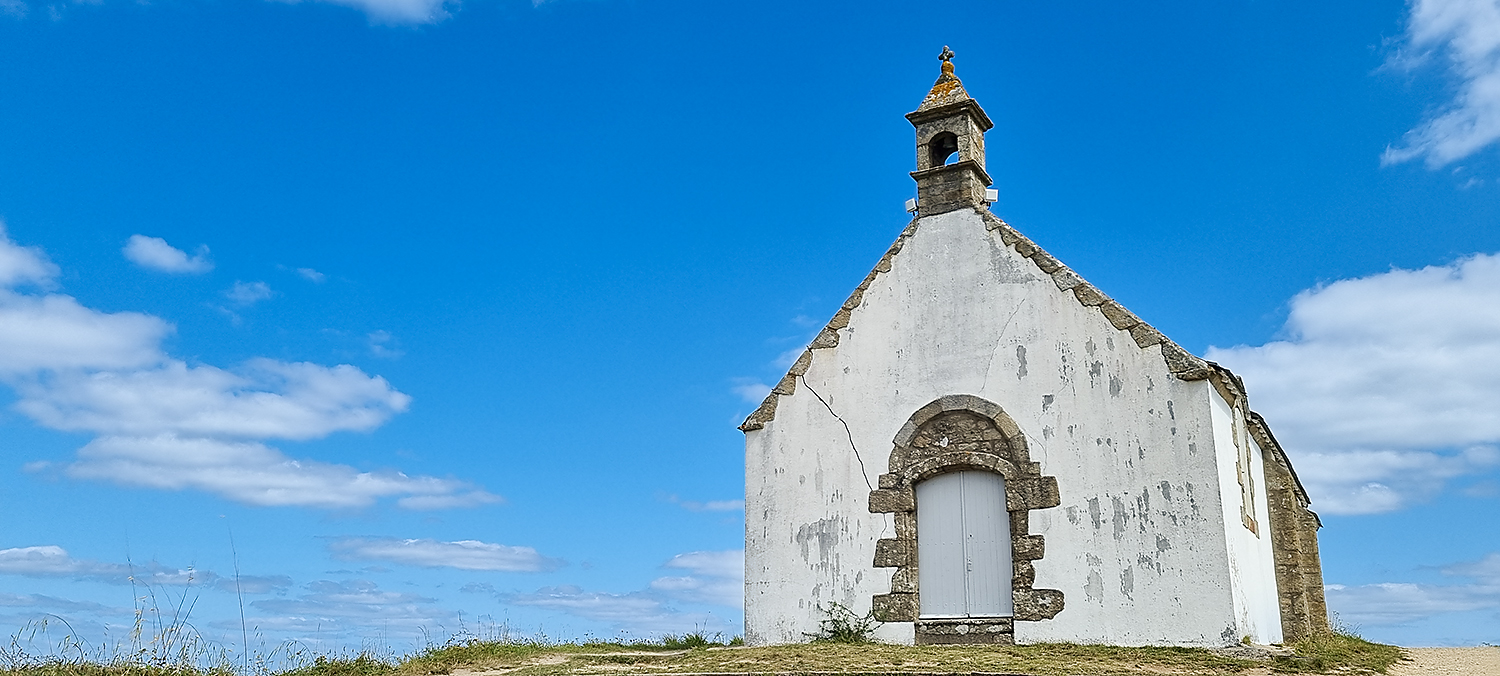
[980,298,1029,393]
[799,375,874,493]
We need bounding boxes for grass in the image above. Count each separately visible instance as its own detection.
[2,627,1411,676]
[1271,631,1406,674]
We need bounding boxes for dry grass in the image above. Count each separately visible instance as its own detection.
[386,640,1375,676]
[2,632,1408,676]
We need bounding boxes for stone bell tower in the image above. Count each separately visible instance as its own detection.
[907,46,995,216]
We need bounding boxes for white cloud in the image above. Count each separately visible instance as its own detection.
[1208,253,1500,514]
[501,550,744,634]
[367,330,403,359]
[669,496,745,512]
[16,359,410,440]
[0,545,289,592]
[649,550,743,607]
[0,224,496,511]
[65,435,478,509]
[505,586,670,623]
[1326,552,1500,627]
[123,235,212,274]
[0,223,58,287]
[729,378,771,404]
[296,268,326,283]
[328,537,559,572]
[225,281,273,306]
[0,593,117,614]
[295,0,453,25]
[1383,0,1500,167]
[244,580,455,640]
[0,0,27,18]
[0,292,170,375]
[395,491,502,509]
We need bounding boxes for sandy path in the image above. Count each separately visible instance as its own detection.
[1390,647,1500,675]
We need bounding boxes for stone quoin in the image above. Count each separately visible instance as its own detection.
[741,47,1327,647]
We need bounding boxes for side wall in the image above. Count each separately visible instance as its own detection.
[744,208,1251,646]
[1207,390,1283,644]
[1257,415,1330,642]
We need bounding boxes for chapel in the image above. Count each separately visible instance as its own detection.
[741,49,1327,647]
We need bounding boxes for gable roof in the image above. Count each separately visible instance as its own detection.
[740,207,1218,433]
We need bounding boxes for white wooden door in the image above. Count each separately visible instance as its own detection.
[915,471,1013,618]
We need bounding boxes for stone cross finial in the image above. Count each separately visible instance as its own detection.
[939,45,954,62]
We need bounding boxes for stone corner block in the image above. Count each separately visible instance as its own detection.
[868,488,915,514]
[810,328,840,349]
[871,593,918,622]
[872,538,912,568]
[1013,588,1065,621]
[1010,476,1062,510]
[1013,534,1045,561]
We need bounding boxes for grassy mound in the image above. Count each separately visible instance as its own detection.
[2,631,1410,676]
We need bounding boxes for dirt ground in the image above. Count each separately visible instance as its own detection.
[1389,647,1500,675]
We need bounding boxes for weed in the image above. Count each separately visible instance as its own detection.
[807,602,879,644]
[1272,626,1405,674]
[660,632,722,649]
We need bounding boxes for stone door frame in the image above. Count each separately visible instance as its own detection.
[868,394,1065,645]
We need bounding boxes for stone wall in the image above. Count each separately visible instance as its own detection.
[1251,413,1329,641]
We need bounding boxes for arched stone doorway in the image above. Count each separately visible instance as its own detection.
[868,394,1065,644]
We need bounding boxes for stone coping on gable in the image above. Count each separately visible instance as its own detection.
[739,206,1218,433]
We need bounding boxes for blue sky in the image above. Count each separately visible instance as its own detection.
[1,0,1499,655]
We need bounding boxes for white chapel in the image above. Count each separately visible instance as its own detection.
[741,49,1327,647]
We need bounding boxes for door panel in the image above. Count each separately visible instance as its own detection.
[916,472,967,618]
[961,471,1013,616]
[915,471,1013,619]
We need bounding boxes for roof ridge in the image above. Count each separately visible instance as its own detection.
[739,208,1214,432]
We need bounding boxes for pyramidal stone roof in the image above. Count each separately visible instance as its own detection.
[915,47,973,112]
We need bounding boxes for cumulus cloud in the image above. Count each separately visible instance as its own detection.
[0,227,166,375]
[0,222,496,511]
[243,580,455,640]
[0,592,117,614]
[1383,0,1500,167]
[65,436,479,509]
[299,0,453,25]
[501,550,743,634]
[667,495,745,512]
[296,268,326,283]
[15,359,411,440]
[1208,253,1500,514]
[123,235,213,274]
[649,550,743,607]
[327,537,561,572]
[729,378,771,404]
[1325,552,1500,627]
[225,281,273,306]
[367,330,403,359]
[0,223,58,287]
[0,293,170,375]
[0,545,290,593]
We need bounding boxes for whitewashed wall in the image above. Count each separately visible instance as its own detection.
[1209,390,1284,643]
[745,208,1260,647]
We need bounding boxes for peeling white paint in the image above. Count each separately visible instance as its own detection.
[744,208,1281,647]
